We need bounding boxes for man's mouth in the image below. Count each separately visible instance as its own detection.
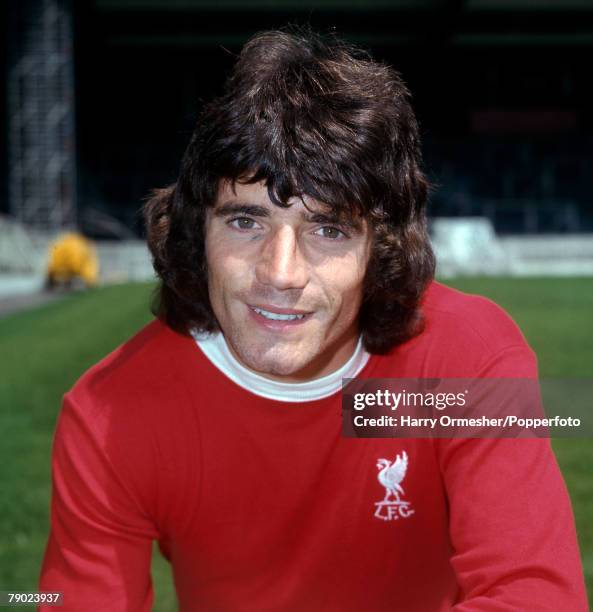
[251,307,307,321]
[247,304,314,327]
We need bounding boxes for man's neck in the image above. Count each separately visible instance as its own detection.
[226,333,361,383]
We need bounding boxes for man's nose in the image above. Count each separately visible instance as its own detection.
[255,226,309,290]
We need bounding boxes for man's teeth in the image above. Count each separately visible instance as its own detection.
[252,307,306,321]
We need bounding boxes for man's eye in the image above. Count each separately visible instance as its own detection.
[228,217,258,230]
[315,226,347,240]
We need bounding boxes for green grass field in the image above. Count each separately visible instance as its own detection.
[0,278,591,610]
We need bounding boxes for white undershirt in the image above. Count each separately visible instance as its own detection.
[190,329,371,403]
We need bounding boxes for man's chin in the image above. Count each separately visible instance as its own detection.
[229,341,315,380]
[240,353,308,379]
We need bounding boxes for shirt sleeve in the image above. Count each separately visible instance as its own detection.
[38,393,160,612]
[438,346,588,610]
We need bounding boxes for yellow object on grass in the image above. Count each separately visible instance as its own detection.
[47,232,99,287]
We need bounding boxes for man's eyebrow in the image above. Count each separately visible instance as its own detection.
[213,202,270,218]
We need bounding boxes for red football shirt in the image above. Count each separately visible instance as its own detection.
[38,281,588,610]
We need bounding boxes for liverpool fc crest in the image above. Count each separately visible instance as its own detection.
[374,451,415,521]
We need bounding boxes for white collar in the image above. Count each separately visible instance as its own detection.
[190,329,370,403]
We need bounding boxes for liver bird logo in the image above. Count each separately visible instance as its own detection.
[377,451,408,502]
[374,451,414,520]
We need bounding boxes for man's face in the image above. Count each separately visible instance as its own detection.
[204,179,372,382]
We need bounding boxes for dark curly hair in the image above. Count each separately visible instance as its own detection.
[144,27,435,354]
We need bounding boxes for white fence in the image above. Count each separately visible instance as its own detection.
[0,215,155,297]
[431,217,593,278]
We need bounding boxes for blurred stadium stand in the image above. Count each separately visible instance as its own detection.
[1,0,593,294]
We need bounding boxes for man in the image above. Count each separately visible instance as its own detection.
[39,28,587,611]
